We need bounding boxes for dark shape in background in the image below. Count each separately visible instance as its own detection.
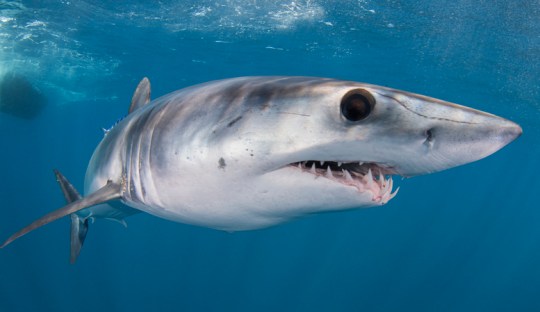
[0,72,47,119]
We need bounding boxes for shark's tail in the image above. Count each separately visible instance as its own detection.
[0,170,122,263]
[53,169,89,264]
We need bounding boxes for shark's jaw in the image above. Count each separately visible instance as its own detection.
[287,160,399,205]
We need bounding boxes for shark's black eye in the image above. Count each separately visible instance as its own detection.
[341,89,375,122]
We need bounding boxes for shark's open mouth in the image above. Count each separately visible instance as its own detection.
[289,161,399,204]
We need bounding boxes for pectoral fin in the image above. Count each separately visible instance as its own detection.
[0,180,122,249]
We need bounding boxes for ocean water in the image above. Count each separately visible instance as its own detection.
[0,1,539,311]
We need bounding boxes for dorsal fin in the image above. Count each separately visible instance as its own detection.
[128,77,151,114]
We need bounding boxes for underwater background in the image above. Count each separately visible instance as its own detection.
[0,1,539,311]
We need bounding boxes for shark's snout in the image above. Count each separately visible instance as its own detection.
[367,89,523,176]
[418,109,521,176]
[498,119,522,145]
[458,109,522,153]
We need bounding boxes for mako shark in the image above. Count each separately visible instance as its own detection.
[1,76,522,262]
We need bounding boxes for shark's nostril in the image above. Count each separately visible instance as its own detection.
[425,128,434,142]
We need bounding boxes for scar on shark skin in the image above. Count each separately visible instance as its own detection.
[227,116,243,127]
[218,157,226,169]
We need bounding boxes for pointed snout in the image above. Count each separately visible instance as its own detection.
[416,104,522,175]
[457,107,522,154]
[383,91,523,176]
[497,119,522,145]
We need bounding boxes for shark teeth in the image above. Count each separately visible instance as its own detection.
[326,166,333,178]
[342,169,353,182]
[378,170,384,188]
[291,161,399,204]
[364,168,374,189]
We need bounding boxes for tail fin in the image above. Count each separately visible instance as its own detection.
[54,169,88,264]
[0,171,122,263]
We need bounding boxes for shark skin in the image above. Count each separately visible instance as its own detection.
[0,76,522,261]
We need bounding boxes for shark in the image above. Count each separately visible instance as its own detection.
[0,76,522,263]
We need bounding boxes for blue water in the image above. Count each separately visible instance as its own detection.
[1,1,539,311]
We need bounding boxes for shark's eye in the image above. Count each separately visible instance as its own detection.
[341,89,375,122]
